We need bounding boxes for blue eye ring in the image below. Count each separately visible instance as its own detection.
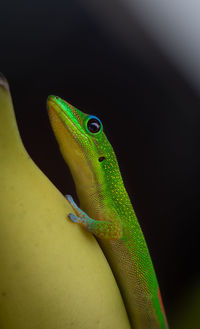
[85,115,103,135]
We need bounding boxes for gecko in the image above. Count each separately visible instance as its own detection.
[47,95,169,329]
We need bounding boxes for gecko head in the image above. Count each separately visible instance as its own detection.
[47,95,117,199]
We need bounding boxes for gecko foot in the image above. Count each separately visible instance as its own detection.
[65,194,122,239]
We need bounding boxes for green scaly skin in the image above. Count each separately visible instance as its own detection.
[47,95,169,329]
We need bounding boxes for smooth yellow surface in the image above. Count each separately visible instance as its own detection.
[0,81,131,329]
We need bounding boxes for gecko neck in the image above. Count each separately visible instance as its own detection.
[76,153,137,227]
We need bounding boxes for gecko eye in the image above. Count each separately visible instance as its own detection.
[87,116,102,134]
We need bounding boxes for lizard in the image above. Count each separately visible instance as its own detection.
[47,95,169,329]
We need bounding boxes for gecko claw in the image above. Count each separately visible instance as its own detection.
[68,213,80,223]
[65,194,73,201]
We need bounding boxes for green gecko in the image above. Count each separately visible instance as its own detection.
[47,95,169,329]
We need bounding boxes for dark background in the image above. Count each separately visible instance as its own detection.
[1,1,199,326]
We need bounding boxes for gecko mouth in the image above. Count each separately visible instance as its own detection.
[47,95,87,143]
[47,95,95,166]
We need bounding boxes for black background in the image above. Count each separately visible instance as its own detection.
[1,1,199,324]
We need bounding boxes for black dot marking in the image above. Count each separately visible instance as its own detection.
[99,157,106,162]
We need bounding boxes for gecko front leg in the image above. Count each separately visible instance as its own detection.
[65,195,122,239]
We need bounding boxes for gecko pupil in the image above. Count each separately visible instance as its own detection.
[87,118,101,133]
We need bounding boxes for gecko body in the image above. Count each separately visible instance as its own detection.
[47,95,168,329]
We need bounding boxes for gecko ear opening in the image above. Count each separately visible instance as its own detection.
[99,157,106,162]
